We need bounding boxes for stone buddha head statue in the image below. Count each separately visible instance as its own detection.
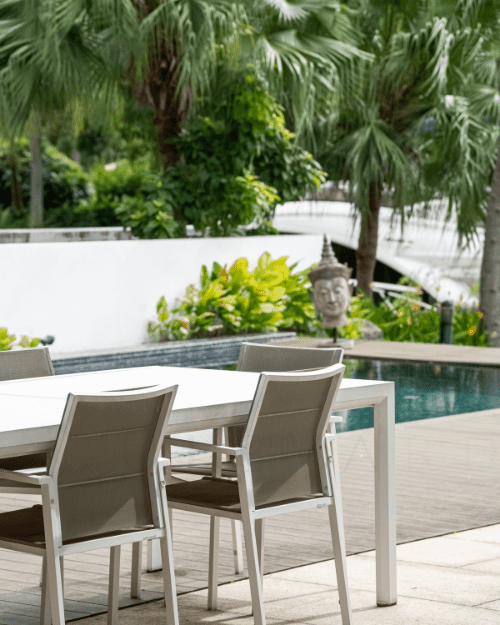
[308,235,353,329]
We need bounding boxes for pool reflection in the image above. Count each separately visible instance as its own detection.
[334,358,500,433]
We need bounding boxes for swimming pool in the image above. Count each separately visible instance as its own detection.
[336,357,500,432]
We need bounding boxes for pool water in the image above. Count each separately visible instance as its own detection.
[336,358,500,433]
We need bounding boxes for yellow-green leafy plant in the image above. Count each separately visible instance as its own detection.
[339,277,488,346]
[0,327,16,351]
[148,253,319,341]
[0,327,40,351]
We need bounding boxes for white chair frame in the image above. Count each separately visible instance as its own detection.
[163,343,344,580]
[0,386,179,625]
[165,365,352,625]
[0,349,145,600]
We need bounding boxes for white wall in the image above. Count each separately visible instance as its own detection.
[1,235,323,354]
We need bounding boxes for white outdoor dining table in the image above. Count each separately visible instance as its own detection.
[0,365,396,606]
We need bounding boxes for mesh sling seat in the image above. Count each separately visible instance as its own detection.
[0,385,180,625]
[165,364,352,625]
[170,342,344,581]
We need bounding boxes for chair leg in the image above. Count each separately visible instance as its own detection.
[40,555,64,589]
[207,517,220,610]
[328,436,353,625]
[108,545,121,625]
[147,538,162,571]
[255,518,265,587]
[231,520,244,574]
[40,554,65,625]
[240,514,266,625]
[159,534,180,625]
[46,554,65,625]
[40,558,51,625]
[131,541,142,599]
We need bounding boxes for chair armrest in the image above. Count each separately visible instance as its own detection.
[330,415,343,423]
[157,457,170,483]
[157,457,171,470]
[325,433,336,444]
[0,468,51,485]
[164,438,243,456]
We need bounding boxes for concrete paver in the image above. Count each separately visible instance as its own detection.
[74,523,500,625]
[362,534,500,567]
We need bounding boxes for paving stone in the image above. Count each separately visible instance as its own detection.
[362,535,500,567]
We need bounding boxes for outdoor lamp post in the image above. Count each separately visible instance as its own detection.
[439,301,454,344]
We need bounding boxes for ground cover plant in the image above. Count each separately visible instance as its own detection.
[339,280,488,346]
[0,327,40,351]
[150,263,487,346]
[148,253,318,341]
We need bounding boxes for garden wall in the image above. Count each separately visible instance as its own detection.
[1,234,322,354]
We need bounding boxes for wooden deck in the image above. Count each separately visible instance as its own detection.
[0,407,499,623]
[272,336,500,366]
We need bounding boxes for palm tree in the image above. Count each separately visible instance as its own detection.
[0,0,138,226]
[460,0,500,346]
[131,0,367,168]
[129,0,243,169]
[240,0,368,142]
[316,0,499,297]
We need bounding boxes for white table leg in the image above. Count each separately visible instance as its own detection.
[374,390,397,606]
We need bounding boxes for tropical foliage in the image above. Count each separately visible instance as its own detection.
[0,0,135,225]
[162,71,325,234]
[0,327,40,351]
[147,253,318,340]
[340,282,488,346]
[317,0,500,296]
[0,140,92,227]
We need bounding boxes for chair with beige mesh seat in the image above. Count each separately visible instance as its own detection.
[0,348,150,599]
[171,342,343,578]
[165,364,352,625]
[0,385,180,625]
[0,347,55,481]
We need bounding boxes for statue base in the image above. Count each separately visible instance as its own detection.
[315,338,354,349]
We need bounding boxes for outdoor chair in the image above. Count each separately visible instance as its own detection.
[0,385,179,625]
[171,342,343,579]
[0,348,154,598]
[0,347,55,479]
[165,364,352,625]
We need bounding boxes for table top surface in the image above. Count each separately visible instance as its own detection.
[0,366,393,440]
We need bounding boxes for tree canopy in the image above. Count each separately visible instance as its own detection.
[315,0,500,295]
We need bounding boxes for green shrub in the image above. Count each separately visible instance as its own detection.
[148,253,318,341]
[163,166,280,237]
[166,71,326,234]
[78,158,179,236]
[115,196,177,239]
[0,327,40,351]
[339,279,488,346]
[0,140,93,227]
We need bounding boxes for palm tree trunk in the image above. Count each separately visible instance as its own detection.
[29,114,43,228]
[8,150,23,211]
[137,42,192,172]
[480,141,500,347]
[355,182,381,298]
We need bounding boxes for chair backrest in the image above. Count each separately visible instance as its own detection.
[0,347,55,470]
[241,364,344,509]
[237,342,343,373]
[0,346,55,382]
[227,343,343,447]
[49,385,177,543]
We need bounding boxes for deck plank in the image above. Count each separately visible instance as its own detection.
[0,408,499,622]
